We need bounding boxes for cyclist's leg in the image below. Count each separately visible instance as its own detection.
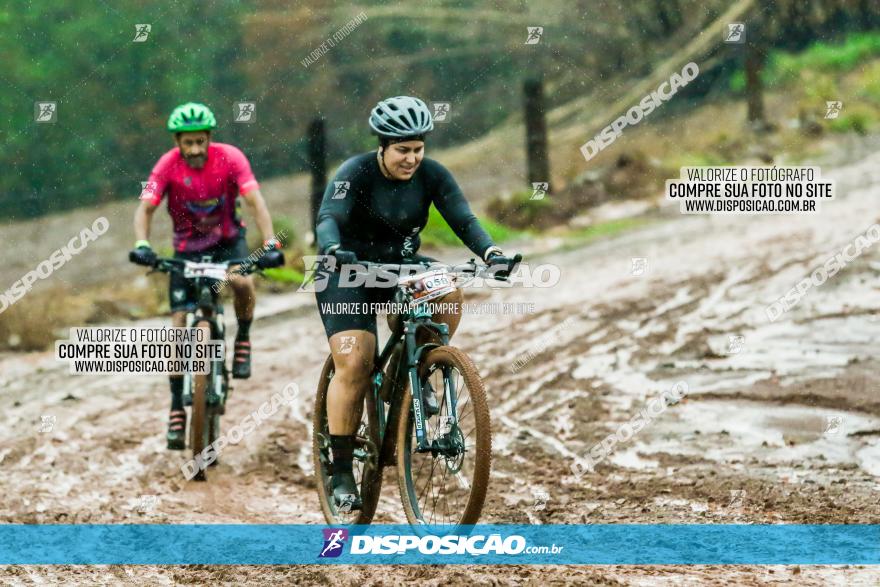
[416,288,464,344]
[316,271,381,425]
[217,233,254,326]
[219,236,255,378]
[228,273,256,378]
[326,329,376,434]
[325,329,375,508]
[227,273,255,324]
[316,270,381,506]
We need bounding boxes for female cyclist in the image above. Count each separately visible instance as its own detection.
[314,95,518,509]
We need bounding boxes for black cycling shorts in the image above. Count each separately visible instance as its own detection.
[315,269,396,338]
[315,255,436,338]
[169,235,250,312]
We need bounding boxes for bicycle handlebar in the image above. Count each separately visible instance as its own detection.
[149,257,261,277]
[352,253,522,282]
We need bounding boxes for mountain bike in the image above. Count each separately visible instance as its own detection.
[151,257,258,481]
[312,256,520,529]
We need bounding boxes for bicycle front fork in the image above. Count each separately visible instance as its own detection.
[404,321,453,452]
[181,312,226,408]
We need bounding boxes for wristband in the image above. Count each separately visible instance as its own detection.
[483,246,503,261]
[263,238,282,250]
[134,240,151,249]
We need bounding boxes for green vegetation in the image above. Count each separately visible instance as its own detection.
[419,205,523,249]
[856,60,880,104]
[669,152,731,168]
[828,110,871,134]
[3,1,877,223]
[725,31,880,136]
[261,267,304,284]
[271,216,296,248]
[570,217,650,243]
[730,31,880,91]
[770,32,880,81]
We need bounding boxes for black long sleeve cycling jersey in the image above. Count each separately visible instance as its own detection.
[315,152,495,262]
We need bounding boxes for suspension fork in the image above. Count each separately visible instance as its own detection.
[404,326,427,450]
[441,364,458,435]
[405,318,450,452]
[371,370,387,445]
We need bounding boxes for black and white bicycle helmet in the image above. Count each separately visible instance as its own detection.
[369,96,434,139]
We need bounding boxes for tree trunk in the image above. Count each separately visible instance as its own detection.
[523,78,551,193]
[307,118,326,236]
[745,36,766,127]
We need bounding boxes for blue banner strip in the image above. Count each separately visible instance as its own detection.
[1,524,878,565]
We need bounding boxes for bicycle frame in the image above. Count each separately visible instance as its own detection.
[373,305,452,454]
[361,259,493,457]
[153,256,256,409]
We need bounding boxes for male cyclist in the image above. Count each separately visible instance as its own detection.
[129,102,284,450]
[314,96,519,509]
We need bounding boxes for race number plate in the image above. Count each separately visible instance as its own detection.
[400,269,456,305]
[183,262,228,281]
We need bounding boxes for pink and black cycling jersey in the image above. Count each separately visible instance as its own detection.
[141,142,259,252]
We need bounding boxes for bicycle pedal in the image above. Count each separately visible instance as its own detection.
[336,494,361,513]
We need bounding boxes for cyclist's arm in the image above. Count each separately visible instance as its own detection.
[227,145,275,243]
[241,188,275,243]
[134,199,158,242]
[315,158,361,254]
[429,161,495,259]
[136,153,172,243]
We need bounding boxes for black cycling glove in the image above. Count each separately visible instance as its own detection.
[485,251,521,280]
[331,248,358,266]
[129,242,157,267]
[257,249,284,269]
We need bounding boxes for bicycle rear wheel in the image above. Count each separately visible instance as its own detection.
[396,346,491,529]
[312,355,383,524]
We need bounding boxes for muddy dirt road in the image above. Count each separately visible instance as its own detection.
[2,151,880,585]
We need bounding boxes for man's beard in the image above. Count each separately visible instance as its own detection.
[185,154,206,168]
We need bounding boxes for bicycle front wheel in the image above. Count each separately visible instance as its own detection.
[396,346,491,528]
[188,322,212,481]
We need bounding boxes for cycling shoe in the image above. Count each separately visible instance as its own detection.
[167,410,186,450]
[331,470,362,513]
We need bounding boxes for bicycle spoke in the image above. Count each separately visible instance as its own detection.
[429,469,444,524]
[435,458,452,521]
[417,453,439,513]
[455,471,471,491]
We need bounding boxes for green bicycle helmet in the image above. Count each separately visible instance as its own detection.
[167,102,217,133]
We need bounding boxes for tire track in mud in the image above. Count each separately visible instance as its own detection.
[467,153,880,535]
[3,153,880,583]
[0,308,330,525]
